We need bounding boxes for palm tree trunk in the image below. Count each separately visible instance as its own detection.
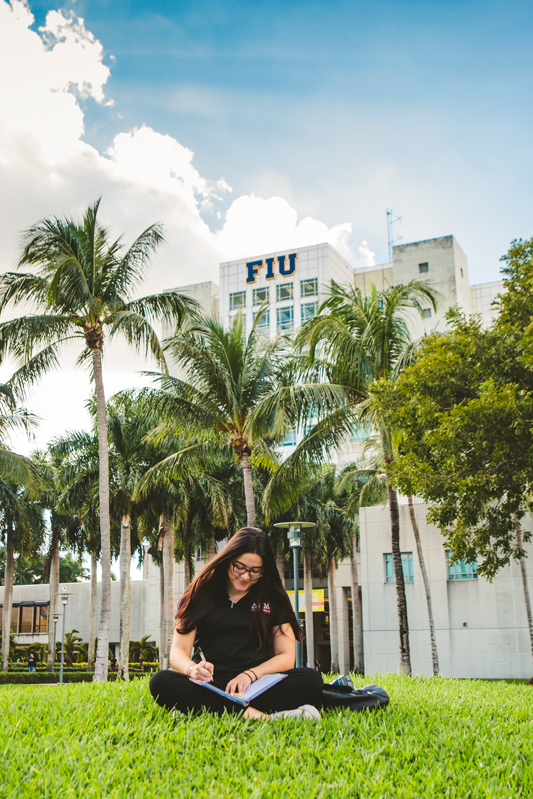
[276,541,285,587]
[164,519,175,670]
[304,554,314,667]
[327,556,339,674]
[87,551,97,672]
[1,533,14,672]
[47,536,60,671]
[514,514,533,677]
[158,547,165,671]
[159,514,174,670]
[207,533,216,562]
[92,347,112,684]
[183,558,191,589]
[408,495,439,676]
[119,515,131,682]
[385,459,411,676]
[241,451,255,527]
[350,531,363,674]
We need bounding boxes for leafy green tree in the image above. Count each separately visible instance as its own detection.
[0,548,88,584]
[377,310,532,576]
[271,280,438,675]
[376,259,533,674]
[0,199,196,681]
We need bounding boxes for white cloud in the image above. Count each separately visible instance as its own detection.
[357,240,376,267]
[0,0,354,451]
[215,195,353,261]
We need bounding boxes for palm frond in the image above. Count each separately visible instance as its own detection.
[101,223,165,299]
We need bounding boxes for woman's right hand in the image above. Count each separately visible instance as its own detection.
[187,660,214,682]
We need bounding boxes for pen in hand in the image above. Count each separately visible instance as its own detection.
[196,647,213,682]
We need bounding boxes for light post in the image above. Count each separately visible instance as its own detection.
[57,588,72,685]
[51,613,59,673]
[274,521,316,668]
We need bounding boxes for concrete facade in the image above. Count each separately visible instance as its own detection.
[357,501,533,679]
[220,243,354,338]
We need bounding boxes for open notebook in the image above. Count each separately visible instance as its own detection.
[190,673,287,707]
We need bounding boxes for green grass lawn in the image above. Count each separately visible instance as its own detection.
[1,674,531,798]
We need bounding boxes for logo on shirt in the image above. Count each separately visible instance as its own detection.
[251,602,271,614]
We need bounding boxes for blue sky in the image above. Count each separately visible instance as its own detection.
[23,0,533,279]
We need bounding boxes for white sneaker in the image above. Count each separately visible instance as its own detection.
[269,704,321,720]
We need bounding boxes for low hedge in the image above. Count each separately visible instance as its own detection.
[9,662,159,672]
[0,671,150,685]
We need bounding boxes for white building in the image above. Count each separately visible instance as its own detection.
[4,235,531,679]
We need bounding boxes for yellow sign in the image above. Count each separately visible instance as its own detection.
[286,589,325,612]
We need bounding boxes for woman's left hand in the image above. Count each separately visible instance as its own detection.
[225,672,253,695]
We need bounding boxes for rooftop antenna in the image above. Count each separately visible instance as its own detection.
[386,209,402,262]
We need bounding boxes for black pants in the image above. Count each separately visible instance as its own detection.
[150,668,324,716]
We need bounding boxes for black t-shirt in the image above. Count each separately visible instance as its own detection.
[193,584,291,685]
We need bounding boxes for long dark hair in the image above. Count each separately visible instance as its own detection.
[176,527,302,649]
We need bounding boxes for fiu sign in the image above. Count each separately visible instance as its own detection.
[246,252,298,284]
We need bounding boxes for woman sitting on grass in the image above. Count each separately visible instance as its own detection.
[150,527,323,720]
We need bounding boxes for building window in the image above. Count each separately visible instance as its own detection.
[253,308,270,334]
[301,278,318,298]
[252,286,269,306]
[20,605,33,633]
[385,553,414,583]
[447,553,478,580]
[419,263,429,274]
[421,308,432,319]
[11,605,19,633]
[34,605,48,633]
[276,283,293,302]
[229,291,246,311]
[277,306,294,332]
[301,301,318,323]
[282,428,297,446]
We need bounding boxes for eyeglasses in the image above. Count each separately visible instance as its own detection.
[231,560,263,580]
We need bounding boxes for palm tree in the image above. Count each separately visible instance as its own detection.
[0,479,46,671]
[337,456,387,676]
[0,199,197,681]
[272,280,439,675]
[129,635,158,668]
[267,466,353,672]
[106,392,158,682]
[141,311,346,530]
[32,449,83,670]
[137,441,241,669]
[0,382,41,488]
[63,629,84,666]
[52,429,101,671]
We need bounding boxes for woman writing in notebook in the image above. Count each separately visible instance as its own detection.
[149,527,323,720]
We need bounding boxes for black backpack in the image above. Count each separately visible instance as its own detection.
[320,683,389,712]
